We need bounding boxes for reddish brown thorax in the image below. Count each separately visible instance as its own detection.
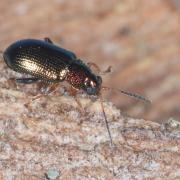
[66,61,102,95]
[66,63,88,89]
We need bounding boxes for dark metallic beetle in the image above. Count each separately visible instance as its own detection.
[3,38,102,96]
[2,38,150,147]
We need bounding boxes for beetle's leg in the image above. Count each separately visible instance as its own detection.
[68,87,83,109]
[4,78,19,90]
[44,37,53,44]
[24,83,60,109]
[32,83,59,101]
[25,83,59,109]
[16,77,40,84]
[68,87,86,123]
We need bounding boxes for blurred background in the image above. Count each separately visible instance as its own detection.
[0,0,179,123]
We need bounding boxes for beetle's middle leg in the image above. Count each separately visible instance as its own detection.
[44,37,53,44]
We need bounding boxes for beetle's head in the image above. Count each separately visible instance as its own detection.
[84,75,102,95]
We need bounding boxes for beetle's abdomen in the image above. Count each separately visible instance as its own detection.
[3,39,75,82]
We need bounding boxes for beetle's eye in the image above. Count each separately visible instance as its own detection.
[90,80,96,88]
[84,78,90,87]
[85,78,95,87]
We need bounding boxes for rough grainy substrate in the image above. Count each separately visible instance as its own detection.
[0,0,180,122]
[0,86,179,179]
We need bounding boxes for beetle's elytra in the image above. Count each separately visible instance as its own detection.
[3,38,102,95]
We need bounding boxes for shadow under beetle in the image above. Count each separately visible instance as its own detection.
[2,38,151,147]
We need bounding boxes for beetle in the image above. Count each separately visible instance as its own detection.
[2,38,150,147]
[3,38,102,96]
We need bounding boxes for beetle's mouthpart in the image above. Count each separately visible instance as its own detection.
[101,86,151,104]
[86,87,98,95]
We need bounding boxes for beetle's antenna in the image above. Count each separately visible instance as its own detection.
[102,86,151,104]
[99,93,114,147]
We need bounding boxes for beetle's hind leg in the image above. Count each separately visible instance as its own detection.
[32,83,59,101]
[24,83,60,108]
[44,37,53,44]
[6,77,40,90]
[16,77,40,84]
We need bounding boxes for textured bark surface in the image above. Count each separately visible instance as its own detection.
[0,0,180,123]
[0,0,179,179]
[0,86,179,179]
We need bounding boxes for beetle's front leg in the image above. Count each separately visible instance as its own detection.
[67,87,87,124]
[68,87,83,109]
